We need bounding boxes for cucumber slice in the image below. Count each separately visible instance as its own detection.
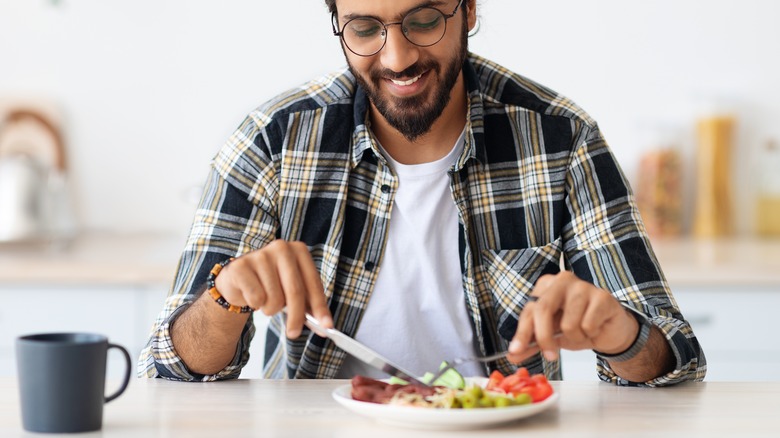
[432,361,466,389]
[388,376,409,385]
[386,362,465,389]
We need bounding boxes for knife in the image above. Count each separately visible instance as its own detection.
[302,313,431,387]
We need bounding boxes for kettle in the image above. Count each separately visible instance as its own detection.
[0,109,74,242]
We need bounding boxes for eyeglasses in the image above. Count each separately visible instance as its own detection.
[332,0,464,57]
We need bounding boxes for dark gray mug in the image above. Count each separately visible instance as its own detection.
[15,332,131,433]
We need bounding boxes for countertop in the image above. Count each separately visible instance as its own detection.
[2,378,778,437]
[650,236,780,287]
[0,232,182,286]
[1,232,779,288]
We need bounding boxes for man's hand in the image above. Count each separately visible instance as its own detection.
[506,271,676,383]
[172,240,334,376]
[507,271,638,362]
[215,240,334,338]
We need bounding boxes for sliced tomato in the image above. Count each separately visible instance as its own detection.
[506,380,530,395]
[530,382,554,402]
[515,367,530,379]
[498,373,523,392]
[483,368,553,403]
[531,373,549,384]
[486,370,504,391]
[515,381,553,402]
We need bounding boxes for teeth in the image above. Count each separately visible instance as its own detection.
[391,74,422,86]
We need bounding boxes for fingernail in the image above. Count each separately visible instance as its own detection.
[544,350,558,361]
[509,339,522,352]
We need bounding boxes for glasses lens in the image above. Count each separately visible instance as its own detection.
[342,17,385,56]
[402,8,446,47]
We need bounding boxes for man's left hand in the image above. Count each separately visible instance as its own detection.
[507,271,639,363]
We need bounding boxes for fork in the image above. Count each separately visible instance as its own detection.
[427,351,510,384]
[428,333,563,384]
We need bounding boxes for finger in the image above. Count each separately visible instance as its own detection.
[534,273,557,291]
[531,282,566,361]
[240,275,267,311]
[292,243,333,329]
[247,251,280,311]
[508,296,538,361]
[557,283,589,347]
[580,290,615,340]
[582,292,636,353]
[274,242,309,338]
[533,310,562,361]
[506,345,541,364]
[215,258,263,309]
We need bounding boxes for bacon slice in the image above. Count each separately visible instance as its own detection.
[350,376,437,404]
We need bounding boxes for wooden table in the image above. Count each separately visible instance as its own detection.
[1,378,778,437]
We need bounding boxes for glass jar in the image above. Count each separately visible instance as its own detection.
[756,139,780,236]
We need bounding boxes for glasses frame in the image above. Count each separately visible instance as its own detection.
[332,0,464,57]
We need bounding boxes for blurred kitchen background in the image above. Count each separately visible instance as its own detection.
[1,1,778,381]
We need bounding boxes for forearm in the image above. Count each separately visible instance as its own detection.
[606,326,675,383]
[170,291,251,376]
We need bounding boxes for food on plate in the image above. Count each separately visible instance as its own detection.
[388,361,466,389]
[351,375,438,404]
[350,366,553,409]
[484,368,554,403]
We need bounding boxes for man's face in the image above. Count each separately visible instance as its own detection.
[334,0,475,142]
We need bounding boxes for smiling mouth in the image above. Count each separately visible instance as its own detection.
[389,73,423,86]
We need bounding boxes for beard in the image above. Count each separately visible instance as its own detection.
[347,17,469,142]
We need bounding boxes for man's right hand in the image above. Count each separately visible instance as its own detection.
[214,240,334,338]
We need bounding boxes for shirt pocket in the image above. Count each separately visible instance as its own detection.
[481,238,562,341]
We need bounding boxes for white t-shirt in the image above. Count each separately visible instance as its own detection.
[336,129,484,378]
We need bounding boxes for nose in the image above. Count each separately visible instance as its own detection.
[379,24,419,74]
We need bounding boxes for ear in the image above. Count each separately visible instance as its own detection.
[466,0,477,32]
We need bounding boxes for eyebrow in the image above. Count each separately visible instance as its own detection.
[341,1,449,22]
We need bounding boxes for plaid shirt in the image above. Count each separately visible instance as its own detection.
[138,53,706,386]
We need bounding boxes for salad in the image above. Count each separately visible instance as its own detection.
[350,364,554,409]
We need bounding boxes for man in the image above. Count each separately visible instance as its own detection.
[139,0,706,386]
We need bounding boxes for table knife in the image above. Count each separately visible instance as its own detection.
[303,313,431,387]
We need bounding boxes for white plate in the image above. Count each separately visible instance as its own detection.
[332,377,559,430]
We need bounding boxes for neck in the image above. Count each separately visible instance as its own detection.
[370,74,467,165]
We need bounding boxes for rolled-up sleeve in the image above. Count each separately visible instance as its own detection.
[563,124,707,386]
[137,113,279,380]
[137,296,255,381]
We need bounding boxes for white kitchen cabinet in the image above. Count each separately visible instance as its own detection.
[562,238,780,382]
[0,285,167,378]
[671,286,780,381]
[561,286,780,382]
[0,283,272,380]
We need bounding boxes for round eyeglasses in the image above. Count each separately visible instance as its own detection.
[332,0,464,57]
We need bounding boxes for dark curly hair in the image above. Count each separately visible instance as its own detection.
[324,0,469,15]
[324,0,336,14]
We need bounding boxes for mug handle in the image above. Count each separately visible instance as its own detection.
[105,343,132,403]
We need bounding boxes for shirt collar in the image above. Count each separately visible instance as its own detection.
[350,85,379,169]
[460,55,488,170]
[349,53,488,171]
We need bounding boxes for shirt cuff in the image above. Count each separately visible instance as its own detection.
[142,302,252,381]
[596,314,707,387]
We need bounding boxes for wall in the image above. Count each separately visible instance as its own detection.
[1,0,779,236]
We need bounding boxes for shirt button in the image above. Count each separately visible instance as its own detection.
[364,261,375,271]
[380,184,391,194]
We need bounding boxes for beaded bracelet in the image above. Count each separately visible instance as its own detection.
[206,258,253,314]
[593,303,652,362]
